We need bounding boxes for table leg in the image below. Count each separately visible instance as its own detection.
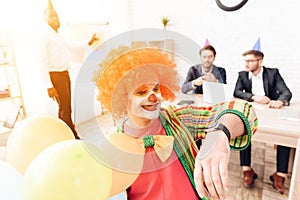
[288,137,300,200]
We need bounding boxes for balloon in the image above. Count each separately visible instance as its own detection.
[110,167,139,196]
[0,160,23,200]
[6,115,75,174]
[22,140,112,200]
[109,192,127,200]
[107,133,144,196]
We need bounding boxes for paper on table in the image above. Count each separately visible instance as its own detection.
[280,109,300,121]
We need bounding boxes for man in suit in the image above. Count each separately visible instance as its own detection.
[233,49,292,194]
[181,45,227,94]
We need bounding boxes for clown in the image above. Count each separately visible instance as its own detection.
[95,47,258,200]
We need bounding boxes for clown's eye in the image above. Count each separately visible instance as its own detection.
[134,85,149,96]
[153,84,160,93]
[135,89,148,96]
[134,84,160,96]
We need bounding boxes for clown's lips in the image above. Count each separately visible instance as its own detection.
[142,103,160,111]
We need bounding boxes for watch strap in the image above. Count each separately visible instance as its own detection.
[215,122,231,142]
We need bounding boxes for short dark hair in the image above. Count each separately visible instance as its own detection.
[199,45,216,57]
[242,50,264,59]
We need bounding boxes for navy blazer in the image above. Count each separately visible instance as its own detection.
[233,67,292,105]
[181,64,227,94]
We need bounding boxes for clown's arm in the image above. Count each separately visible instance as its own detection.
[195,101,257,200]
[194,112,246,200]
[175,100,258,199]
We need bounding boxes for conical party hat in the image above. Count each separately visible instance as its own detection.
[252,38,261,51]
[204,38,210,46]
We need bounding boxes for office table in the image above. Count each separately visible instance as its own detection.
[250,103,300,200]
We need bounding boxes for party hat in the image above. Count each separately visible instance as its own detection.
[47,0,54,10]
[45,0,57,14]
[204,38,210,46]
[44,0,57,18]
[252,38,261,51]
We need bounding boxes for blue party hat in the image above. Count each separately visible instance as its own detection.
[252,38,261,51]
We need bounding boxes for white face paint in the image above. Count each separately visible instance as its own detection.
[128,83,162,120]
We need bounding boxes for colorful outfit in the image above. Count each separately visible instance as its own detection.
[119,100,258,200]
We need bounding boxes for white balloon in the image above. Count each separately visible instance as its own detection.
[0,160,23,200]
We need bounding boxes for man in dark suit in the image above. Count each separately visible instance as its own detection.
[233,49,292,194]
[181,45,227,94]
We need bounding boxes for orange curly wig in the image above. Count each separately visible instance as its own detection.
[95,47,179,119]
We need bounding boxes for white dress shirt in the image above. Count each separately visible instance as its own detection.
[249,68,265,96]
[42,25,71,87]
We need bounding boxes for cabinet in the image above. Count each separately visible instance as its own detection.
[131,39,174,60]
[0,32,26,129]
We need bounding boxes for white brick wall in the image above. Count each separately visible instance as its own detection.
[128,0,300,102]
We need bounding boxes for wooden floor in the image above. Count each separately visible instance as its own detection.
[0,112,291,200]
[226,142,290,200]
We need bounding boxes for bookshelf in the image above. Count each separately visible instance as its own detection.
[0,32,26,125]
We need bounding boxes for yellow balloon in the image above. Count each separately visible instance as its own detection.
[107,133,144,196]
[6,115,75,174]
[22,140,112,200]
[110,169,139,197]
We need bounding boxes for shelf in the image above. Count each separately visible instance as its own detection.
[0,96,22,102]
[131,39,175,60]
[0,63,15,68]
[0,32,26,120]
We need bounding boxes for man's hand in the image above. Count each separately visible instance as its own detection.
[88,33,99,46]
[193,76,204,86]
[202,73,218,82]
[47,87,59,101]
[268,100,284,109]
[251,95,271,104]
[194,131,230,200]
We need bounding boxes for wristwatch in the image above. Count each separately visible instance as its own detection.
[205,122,231,142]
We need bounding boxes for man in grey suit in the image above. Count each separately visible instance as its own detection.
[233,49,292,194]
[181,45,227,94]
